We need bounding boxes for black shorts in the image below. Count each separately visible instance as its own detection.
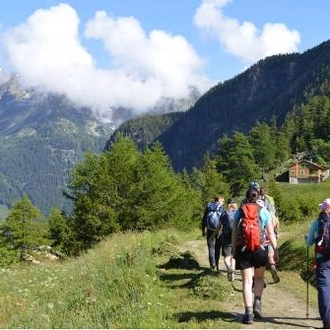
[235,246,268,270]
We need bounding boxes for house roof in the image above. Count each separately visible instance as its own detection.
[288,159,329,170]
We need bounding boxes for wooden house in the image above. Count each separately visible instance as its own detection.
[288,160,329,184]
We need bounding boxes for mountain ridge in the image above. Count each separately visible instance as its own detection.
[111,39,330,171]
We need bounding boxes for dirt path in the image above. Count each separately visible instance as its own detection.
[180,239,322,329]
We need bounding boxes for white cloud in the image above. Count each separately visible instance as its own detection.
[194,0,301,64]
[0,68,10,85]
[3,4,211,116]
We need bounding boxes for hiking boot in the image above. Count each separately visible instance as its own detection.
[323,321,330,329]
[270,265,280,283]
[227,269,235,282]
[253,299,262,319]
[228,272,235,282]
[242,312,253,324]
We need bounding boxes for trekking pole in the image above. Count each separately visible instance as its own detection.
[306,244,309,319]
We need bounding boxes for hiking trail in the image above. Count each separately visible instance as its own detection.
[179,238,321,329]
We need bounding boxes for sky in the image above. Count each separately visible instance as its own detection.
[0,0,330,120]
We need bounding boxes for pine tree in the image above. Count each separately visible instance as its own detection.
[2,196,50,256]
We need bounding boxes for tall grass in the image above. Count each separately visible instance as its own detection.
[0,230,180,328]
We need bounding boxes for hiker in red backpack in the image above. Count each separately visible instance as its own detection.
[201,195,225,272]
[305,199,330,329]
[232,187,279,325]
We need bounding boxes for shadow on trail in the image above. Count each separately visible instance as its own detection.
[174,310,236,325]
[174,310,320,328]
[158,266,212,288]
[254,315,320,329]
[157,250,214,287]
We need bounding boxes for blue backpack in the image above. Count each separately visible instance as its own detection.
[206,202,223,231]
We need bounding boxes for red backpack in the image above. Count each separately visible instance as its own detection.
[238,203,263,251]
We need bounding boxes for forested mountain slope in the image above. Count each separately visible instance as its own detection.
[0,79,113,215]
[111,39,330,171]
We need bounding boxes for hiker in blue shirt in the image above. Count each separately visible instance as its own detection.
[201,195,225,272]
[305,199,330,329]
[232,187,278,324]
[260,186,280,284]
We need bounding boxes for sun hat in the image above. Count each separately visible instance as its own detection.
[319,199,330,211]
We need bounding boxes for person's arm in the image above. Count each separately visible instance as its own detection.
[265,196,276,214]
[272,214,280,239]
[305,220,318,246]
[264,208,279,262]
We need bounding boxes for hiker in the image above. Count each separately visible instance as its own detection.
[260,186,280,283]
[305,199,330,329]
[215,197,237,280]
[201,195,225,271]
[232,187,279,324]
[240,181,261,206]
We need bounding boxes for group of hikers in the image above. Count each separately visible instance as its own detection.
[201,181,330,328]
[201,181,280,324]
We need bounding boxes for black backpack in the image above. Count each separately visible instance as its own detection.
[221,212,233,246]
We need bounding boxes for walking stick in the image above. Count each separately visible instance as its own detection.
[306,244,309,319]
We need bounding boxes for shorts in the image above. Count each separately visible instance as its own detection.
[235,245,268,270]
[222,245,232,258]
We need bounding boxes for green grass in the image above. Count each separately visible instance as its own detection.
[279,179,330,204]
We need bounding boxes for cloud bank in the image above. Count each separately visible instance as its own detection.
[0,0,301,118]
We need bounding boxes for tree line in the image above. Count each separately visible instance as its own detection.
[0,93,329,264]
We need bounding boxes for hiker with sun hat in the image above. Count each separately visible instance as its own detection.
[305,198,330,329]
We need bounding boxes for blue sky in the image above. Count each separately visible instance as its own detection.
[0,0,329,118]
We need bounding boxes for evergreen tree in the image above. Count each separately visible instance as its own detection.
[274,130,291,166]
[47,207,75,256]
[217,132,260,196]
[249,122,276,172]
[1,196,50,256]
[128,142,197,230]
[66,135,140,250]
[191,152,228,206]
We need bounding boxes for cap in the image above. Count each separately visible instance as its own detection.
[227,197,235,204]
[319,199,330,211]
[249,181,260,191]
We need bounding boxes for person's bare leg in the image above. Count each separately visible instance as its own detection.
[253,267,266,318]
[242,269,254,306]
[241,267,254,323]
